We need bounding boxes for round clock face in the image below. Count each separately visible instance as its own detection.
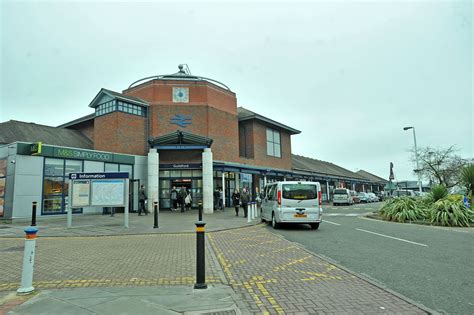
[173,87,189,103]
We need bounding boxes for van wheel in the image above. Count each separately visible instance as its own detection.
[310,223,320,230]
[271,213,280,229]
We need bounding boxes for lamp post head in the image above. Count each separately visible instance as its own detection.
[403,126,413,131]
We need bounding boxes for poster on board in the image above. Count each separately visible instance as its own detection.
[71,180,91,207]
[91,179,125,206]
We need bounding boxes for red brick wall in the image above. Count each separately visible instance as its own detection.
[94,112,146,155]
[66,120,94,141]
[159,150,202,164]
[238,120,293,170]
[238,120,254,158]
[124,80,236,115]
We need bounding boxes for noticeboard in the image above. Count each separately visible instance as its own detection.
[69,172,128,208]
[91,179,125,206]
[71,180,91,207]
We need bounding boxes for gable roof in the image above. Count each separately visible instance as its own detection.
[0,120,93,149]
[57,113,95,128]
[356,170,388,183]
[88,88,149,108]
[237,107,301,135]
[292,154,368,181]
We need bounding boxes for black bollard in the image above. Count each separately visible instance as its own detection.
[31,202,37,227]
[194,221,207,289]
[198,202,203,221]
[153,201,159,229]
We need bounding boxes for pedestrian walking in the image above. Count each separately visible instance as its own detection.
[179,186,187,212]
[241,187,250,218]
[213,188,220,210]
[185,190,192,211]
[232,189,240,216]
[170,186,178,211]
[138,185,149,216]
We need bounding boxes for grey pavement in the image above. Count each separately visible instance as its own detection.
[0,207,257,238]
[6,285,243,315]
[0,204,437,314]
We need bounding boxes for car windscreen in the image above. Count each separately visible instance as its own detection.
[334,189,348,195]
[282,184,317,200]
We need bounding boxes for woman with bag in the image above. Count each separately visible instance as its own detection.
[185,190,192,211]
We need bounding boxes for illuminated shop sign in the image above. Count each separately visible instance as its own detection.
[55,148,112,162]
[160,163,202,169]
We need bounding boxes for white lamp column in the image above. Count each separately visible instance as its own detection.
[202,148,214,214]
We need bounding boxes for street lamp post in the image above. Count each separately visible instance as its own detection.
[403,126,423,193]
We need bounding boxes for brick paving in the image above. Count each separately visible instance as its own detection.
[0,234,223,292]
[208,225,428,314]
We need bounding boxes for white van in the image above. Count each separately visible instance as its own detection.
[333,188,353,206]
[261,181,322,230]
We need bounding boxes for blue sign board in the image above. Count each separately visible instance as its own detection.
[69,172,129,180]
[170,114,192,127]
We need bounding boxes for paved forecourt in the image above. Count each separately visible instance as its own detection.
[0,233,224,292]
[208,224,428,314]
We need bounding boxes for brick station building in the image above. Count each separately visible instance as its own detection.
[0,65,385,219]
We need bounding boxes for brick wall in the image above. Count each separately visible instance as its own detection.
[93,112,147,155]
[238,120,293,170]
[66,120,94,141]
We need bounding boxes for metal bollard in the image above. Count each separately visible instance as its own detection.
[31,202,37,227]
[247,203,251,223]
[252,202,256,220]
[17,227,38,295]
[198,202,203,221]
[153,201,159,229]
[194,221,207,289]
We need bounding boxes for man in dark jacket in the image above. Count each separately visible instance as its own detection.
[179,186,187,212]
[240,187,250,218]
[138,185,149,216]
[170,186,178,211]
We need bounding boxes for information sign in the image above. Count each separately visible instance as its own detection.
[71,180,91,207]
[91,179,125,206]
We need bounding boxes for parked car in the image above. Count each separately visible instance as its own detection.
[375,191,384,201]
[350,190,360,203]
[261,181,323,230]
[357,192,370,203]
[333,188,353,206]
[392,190,416,197]
[367,192,379,202]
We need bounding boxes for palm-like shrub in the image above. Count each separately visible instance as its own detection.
[430,184,448,202]
[429,198,474,227]
[379,197,426,223]
[460,164,474,208]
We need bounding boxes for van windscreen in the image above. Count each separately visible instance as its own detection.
[334,189,347,195]
[282,184,317,200]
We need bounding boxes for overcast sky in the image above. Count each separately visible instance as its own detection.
[1,0,472,181]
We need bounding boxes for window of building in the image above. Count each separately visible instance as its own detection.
[266,128,281,158]
[95,100,146,117]
[43,158,83,215]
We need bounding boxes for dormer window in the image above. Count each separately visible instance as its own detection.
[89,88,149,118]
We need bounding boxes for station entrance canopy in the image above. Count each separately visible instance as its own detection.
[148,130,213,150]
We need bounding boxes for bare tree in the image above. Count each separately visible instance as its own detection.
[412,146,470,188]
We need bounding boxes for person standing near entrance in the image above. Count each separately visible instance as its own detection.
[241,187,250,218]
[138,185,149,216]
[232,189,240,216]
[185,190,192,211]
[219,188,224,211]
[170,186,178,211]
[179,186,187,212]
